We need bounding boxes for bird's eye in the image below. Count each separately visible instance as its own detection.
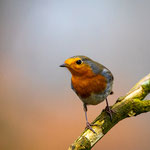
[76,60,82,65]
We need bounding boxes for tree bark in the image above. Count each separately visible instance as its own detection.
[68,74,150,150]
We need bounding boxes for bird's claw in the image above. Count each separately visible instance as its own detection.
[85,122,99,134]
[105,106,115,121]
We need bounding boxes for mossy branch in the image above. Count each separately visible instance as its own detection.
[68,74,150,150]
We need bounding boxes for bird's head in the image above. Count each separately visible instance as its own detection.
[60,55,100,77]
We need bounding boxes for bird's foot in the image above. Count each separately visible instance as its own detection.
[105,106,115,121]
[85,122,99,134]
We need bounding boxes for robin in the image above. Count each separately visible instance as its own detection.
[60,55,114,133]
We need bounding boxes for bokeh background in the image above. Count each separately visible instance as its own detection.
[0,0,150,150]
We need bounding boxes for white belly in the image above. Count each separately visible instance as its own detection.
[80,93,106,105]
[78,81,113,105]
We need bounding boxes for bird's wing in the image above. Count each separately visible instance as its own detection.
[94,61,114,82]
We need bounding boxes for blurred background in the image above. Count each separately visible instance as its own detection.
[0,0,150,150]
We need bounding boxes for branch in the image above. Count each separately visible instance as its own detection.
[68,74,150,150]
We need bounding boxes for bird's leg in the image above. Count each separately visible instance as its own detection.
[83,103,96,133]
[105,98,114,120]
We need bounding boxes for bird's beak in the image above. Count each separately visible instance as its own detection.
[59,63,67,67]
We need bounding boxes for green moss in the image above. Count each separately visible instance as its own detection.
[128,110,136,117]
[142,80,150,93]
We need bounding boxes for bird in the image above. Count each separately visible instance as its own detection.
[60,55,114,133]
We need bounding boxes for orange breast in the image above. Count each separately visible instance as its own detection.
[71,74,107,99]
